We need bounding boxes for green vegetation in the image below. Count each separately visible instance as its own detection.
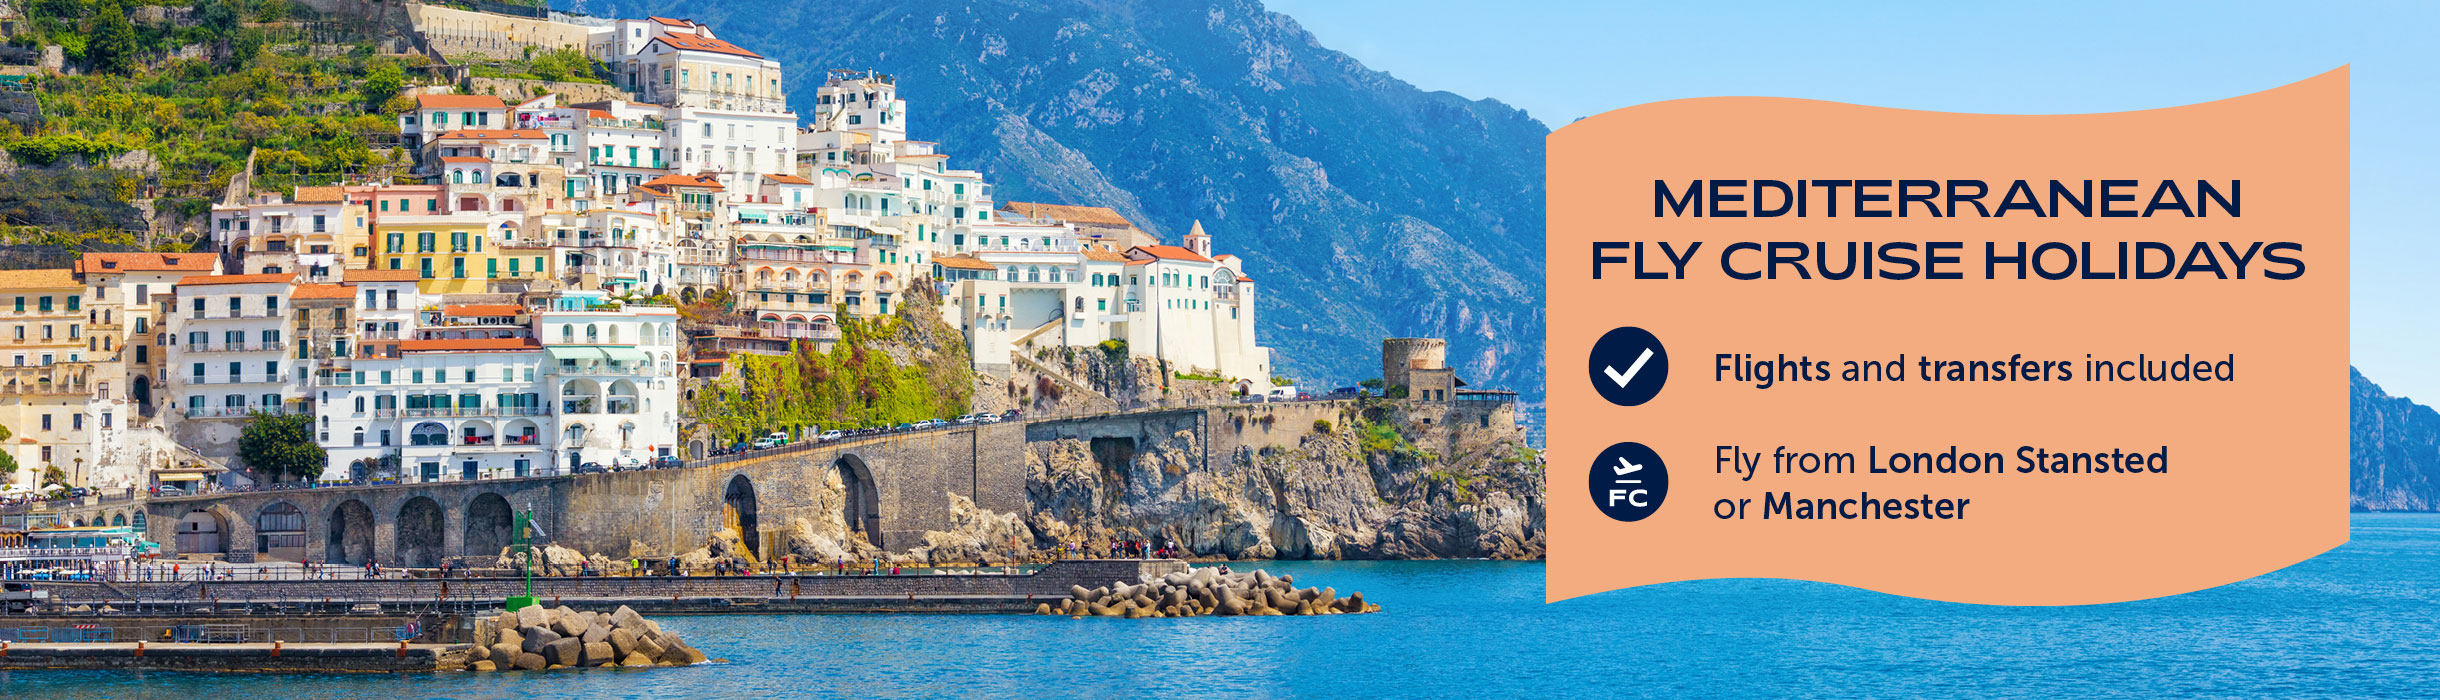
[1419,469,1479,504]
[39,465,68,488]
[7,0,413,214]
[690,315,974,443]
[238,412,327,481]
[1097,339,1128,361]
[0,423,15,477]
[1271,376,1294,387]
[1173,370,1227,382]
[1312,419,1332,434]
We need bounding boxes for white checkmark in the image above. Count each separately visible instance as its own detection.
[1603,348,1655,388]
[1613,457,1643,475]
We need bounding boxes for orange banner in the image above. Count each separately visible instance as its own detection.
[1547,68,2350,605]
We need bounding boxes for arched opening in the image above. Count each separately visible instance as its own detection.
[464,493,513,559]
[679,287,697,304]
[396,496,445,568]
[175,509,229,555]
[836,455,882,548]
[132,375,152,411]
[111,513,126,527]
[327,499,375,565]
[255,502,306,561]
[723,474,761,560]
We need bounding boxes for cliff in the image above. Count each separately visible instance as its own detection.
[1025,399,1545,560]
[2352,366,2440,511]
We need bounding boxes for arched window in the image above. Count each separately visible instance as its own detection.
[608,324,621,344]
[561,325,574,343]
[586,324,599,342]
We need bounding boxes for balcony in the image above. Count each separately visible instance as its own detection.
[182,375,283,385]
[182,342,287,354]
[181,405,295,419]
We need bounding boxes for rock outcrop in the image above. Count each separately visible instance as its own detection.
[470,605,707,671]
[1027,400,1544,560]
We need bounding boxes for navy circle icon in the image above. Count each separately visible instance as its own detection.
[1588,326,1668,406]
[1589,442,1668,522]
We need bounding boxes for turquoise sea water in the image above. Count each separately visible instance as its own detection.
[6,513,2438,699]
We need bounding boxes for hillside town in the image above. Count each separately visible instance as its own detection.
[0,11,1277,493]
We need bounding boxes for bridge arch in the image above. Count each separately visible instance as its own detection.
[254,501,307,562]
[723,474,760,560]
[396,496,446,568]
[327,499,376,566]
[174,506,234,556]
[837,454,882,548]
[464,493,513,559]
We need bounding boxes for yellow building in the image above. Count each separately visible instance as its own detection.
[0,269,118,489]
[371,212,502,294]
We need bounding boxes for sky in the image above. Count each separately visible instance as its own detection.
[1266,0,2440,401]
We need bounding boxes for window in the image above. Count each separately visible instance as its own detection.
[420,258,434,279]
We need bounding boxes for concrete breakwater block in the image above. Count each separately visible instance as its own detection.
[470,605,706,672]
[1046,567,1382,619]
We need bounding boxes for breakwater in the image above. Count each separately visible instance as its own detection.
[28,560,1186,615]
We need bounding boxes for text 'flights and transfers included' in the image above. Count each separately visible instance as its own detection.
[1544,68,2351,606]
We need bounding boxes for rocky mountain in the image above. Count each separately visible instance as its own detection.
[2351,367,2440,511]
[572,0,1550,397]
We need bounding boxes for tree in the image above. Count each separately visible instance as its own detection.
[361,60,405,112]
[0,450,16,479]
[238,412,327,482]
[527,48,594,83]
[39,465,67,488]
[87,0,137,76]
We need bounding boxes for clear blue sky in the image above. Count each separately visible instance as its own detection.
[1268,0,2440,401]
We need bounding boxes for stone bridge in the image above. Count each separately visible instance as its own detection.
[143,423,1025,565]
[132,401,1413,566]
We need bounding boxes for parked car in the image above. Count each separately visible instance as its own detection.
[574,462,607,475]
[918,419,950,429]
[817,429,845,442]
[651,456,683,469]
[1240,395,1269,404]
[750,437,779,450]
[156,485,186,497]
[954,414,979,424]
[974,413,1002,424]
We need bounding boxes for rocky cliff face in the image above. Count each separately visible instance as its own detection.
[2352,367,2440,511]
[1026,401,1545,559]
[576,0,1550,398]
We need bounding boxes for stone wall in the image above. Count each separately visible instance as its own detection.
[464,77,629,104]
[40,559,1182,603]
[409,3,592,60]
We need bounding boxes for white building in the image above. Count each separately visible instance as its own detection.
[400,93,508,152]
[164,274,304,421]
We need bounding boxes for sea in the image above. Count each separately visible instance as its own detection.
[6,513,2436,699]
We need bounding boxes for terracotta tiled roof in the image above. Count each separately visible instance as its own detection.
[435,129,547,140]
[934,255,995,271]
[75,253,217,274]
[641,173,723,189]
[291,186,346,203]
[443,304,523,317]
[588,109,616,119]
[1001,201,1133,227]
[1130,245,1213,263]
[654,34,761,59]
[288,283,356,300]
[1237,275,1252,282]
[647,15,695,26]
[1081,249,1130,263]
[401,338,540,352]
[762,174,811,185]
[176,273,295,288]
[415,94,506,110]
[0,269,76,289]
[345,268,421,282]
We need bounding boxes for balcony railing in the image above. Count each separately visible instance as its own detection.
[180,406,294,418]
[181,342,287,354]
[400,406,549,418]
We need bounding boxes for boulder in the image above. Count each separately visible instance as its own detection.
[674,643,709,665]
[1069,585,1094,602]
[644,619,663,636]
[584,641,616,666]
[515,604,549,630]
[495,611,520,634]
[512,653,546,671]
[610,605,648,632]
[633,634,667,660]
[543,637,584,667]
[581,624,610,645]
[520,626,559,655]
[1034,603,1053,615]
[489,642,521,663]
[609,627,641,657]
[472,660,498,672]
[553,607,590,638]
[621,652,654,667]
